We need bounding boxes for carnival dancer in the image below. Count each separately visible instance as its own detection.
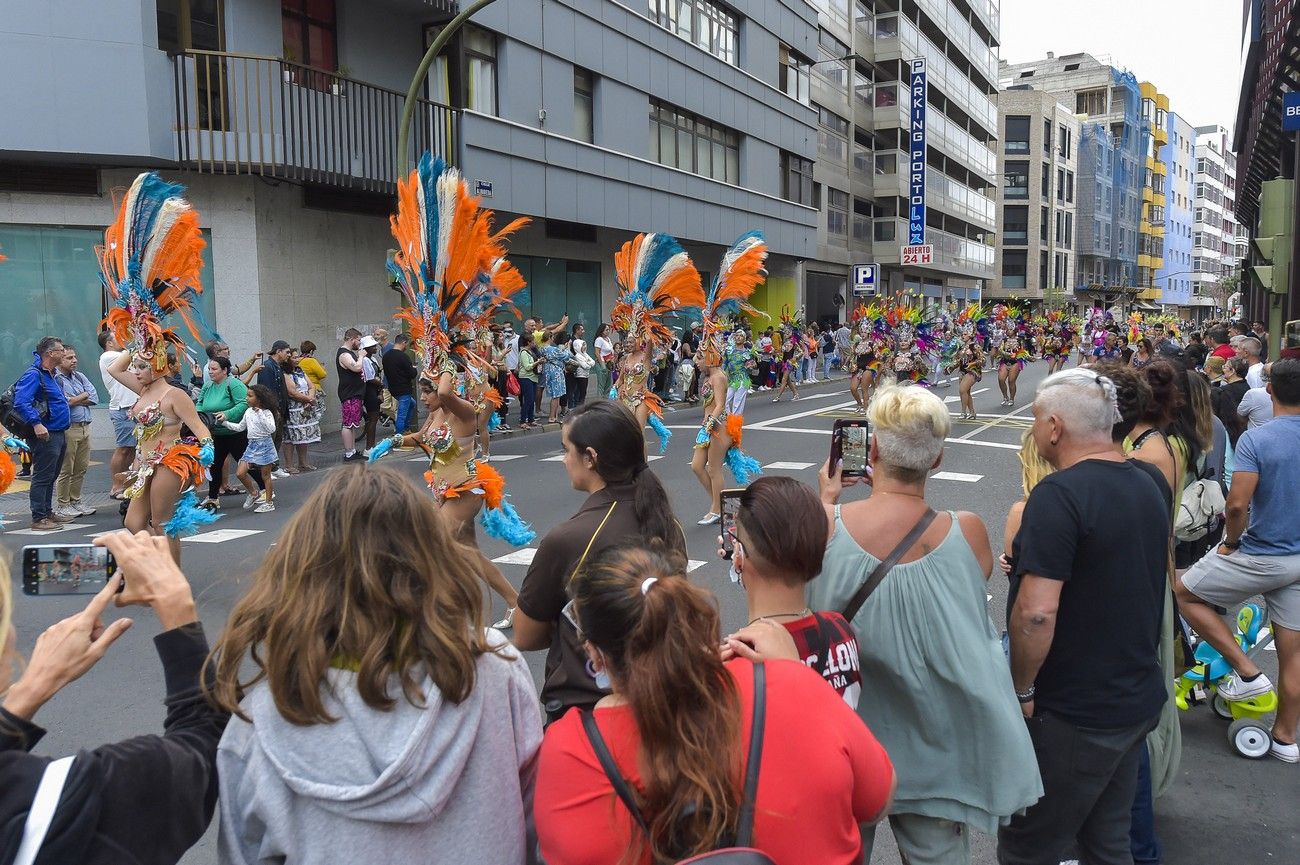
[723,330,755,417]
[886,304,935,385]
[848,304,885,413]
[0,423,29,494]
[988,312,1008,372]
[771,311,804,403]
[936,324,960,388]
[610,233,705,452]
[956,336,986,420]
[99,172,218,563]
[366,153,534,629]
[995,332,1030,406]
[692,232,766,524]
[1042,314,1070,375]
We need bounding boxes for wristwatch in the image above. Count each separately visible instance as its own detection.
[1221,539,1241,550]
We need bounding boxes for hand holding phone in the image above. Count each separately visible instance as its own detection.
[830,418,870,479]
[719,488,744,560]
[23,544,119,596]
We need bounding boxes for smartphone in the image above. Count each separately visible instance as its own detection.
[22,544,119,596]
[830,418,870,479]
[719,488,744,560]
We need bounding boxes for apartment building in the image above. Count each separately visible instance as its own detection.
[0,0,824,429]
[1191,124,1245,318]
[1002,53,1167,313]
[991,87,1078,307]
[1156,112,1197,313]
[840,0,998,316]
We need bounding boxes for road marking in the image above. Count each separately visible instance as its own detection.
[764,461,815,470]
[484,454,526,462]
[748,400,858,429]
[932,471,984,482]
[748,425,832,436]
[182,528,265,544]
[944,438,1019,450]
[956,402,1034,441]
[493,548,538,565]
[647,455,664,462]
[687,559,707,571]
[539,455,565,462]
[6,522,94,535]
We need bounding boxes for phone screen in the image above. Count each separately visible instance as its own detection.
[840,425,869,475]
[23,545,117,596]
[720,489,744,560]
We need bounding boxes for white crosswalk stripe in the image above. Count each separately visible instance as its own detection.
[182,529,265,544]
[764,461,815,470]
[932,471,983,483]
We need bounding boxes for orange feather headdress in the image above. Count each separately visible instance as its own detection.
[388,153,528,378]
[96,173,206,372]
[610,233,705,352]
[698,231,767,368]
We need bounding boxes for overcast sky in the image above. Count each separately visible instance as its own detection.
[998,0,1243,133]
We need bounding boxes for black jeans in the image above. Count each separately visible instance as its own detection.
[495,371,510,420]
[568,377,589,408]
[998,710,1160,865]
[208,432,248,499]
[28,429,66,521]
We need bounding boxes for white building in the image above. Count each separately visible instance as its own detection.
[1192,125,1245,314]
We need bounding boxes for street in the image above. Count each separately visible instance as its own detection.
[4,360,1296,865]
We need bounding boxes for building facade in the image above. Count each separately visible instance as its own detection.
[0,0,828,444]
[1156,112,1196,312]
[991,87,1078,307]
[1191,124,1245,318]
[1001,53,1167,312]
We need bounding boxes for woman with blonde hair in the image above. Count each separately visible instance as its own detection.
[535,543,894,864]
[211,465,542,864]
[811,385,1042,864]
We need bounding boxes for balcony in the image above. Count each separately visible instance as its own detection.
[172,50,458,193]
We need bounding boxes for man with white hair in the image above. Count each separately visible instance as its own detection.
[1237,336,1265,388]
[999,368,1170,865]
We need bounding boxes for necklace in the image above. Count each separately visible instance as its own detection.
[872,488,925,500]
[747,608,810,626]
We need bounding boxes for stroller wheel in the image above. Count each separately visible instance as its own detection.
[1211,693,1234,720]
[1228,718,1272,759]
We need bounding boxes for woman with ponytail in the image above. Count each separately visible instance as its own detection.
[513,400,687,722]
[535,544,894,864]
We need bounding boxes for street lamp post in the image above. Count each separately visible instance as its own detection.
[396,0,501,171]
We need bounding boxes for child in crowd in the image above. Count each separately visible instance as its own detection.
[220,383,279,513]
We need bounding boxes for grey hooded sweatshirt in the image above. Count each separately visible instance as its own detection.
[217,630,543,865]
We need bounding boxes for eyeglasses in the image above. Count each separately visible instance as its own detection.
[561,598,585,642]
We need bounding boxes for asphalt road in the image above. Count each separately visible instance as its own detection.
[5,361,1296,865]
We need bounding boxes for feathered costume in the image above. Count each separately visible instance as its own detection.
[849,303,888,376]
[881,302,937,385]
[609,233,705,452]
[695,232,765,484]
[371,153,534,545]
[96,173,218,538]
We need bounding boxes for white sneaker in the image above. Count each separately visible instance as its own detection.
[271,468,290,479]
[1218,671,1274,701]
[53,505,80,519]
[697,512,721,526]
[1271,737,1299,763]
[492,608,516,630]
[242,492,260,510]
[72,501,97,516]
[254,501,276,513]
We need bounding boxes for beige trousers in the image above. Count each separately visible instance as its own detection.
[55,422,91,504]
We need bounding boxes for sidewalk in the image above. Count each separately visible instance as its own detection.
[0,374,858,517]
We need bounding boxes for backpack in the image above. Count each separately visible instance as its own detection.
[0,375,47,440]
[1175,476,1226,542]
[581,662,775,865]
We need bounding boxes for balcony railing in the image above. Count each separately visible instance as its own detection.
[173,50,458,193]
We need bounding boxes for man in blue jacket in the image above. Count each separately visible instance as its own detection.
[16,336,72,530]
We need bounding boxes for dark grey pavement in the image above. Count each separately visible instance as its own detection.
[4,362,1296,864]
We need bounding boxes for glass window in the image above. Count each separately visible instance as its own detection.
[1065,171,1074,203]
[779,45,811,105]
[782,152,815,206]
[1041,161,1050,200]
[464,26,497,115]
[649,0,738,65]
[1004,160,1029,200]
[1056,168,1065,202]
[1041,205,1049,242]
[817,105,850,137]
[0,224,218,391]
[874,219,896,241]
[650,98,740,182]
[1064,213,1072,246]
[1002,250,1027,288]
[826,187,849,236]
[1005,115,1030,154]
[282,0,336,70]
[1043,118,1052,156]
[874,152,897,175]
[1003,205,1028,244]
[158,0,226,53]
[573,67,594,143]
[874,83,898,108]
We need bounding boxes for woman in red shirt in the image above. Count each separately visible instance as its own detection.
[535,544,894,865]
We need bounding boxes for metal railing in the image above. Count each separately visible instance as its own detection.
[173,50,458,192]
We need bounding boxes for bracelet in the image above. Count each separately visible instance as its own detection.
[1221,539,1240,550]
[1015,684,1036,703]
[199,436,214,446]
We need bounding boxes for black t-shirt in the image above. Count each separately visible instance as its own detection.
[381,348,417,397]
[1011,459,1169,728]
[335,347,364,401]
[516,483,645,715]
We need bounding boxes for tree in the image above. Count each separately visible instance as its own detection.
[1205,272,1239,317]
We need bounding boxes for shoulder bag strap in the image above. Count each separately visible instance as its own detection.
[734,660,767,848]
[581,711,651,836]
[14,755,75,865]
[842,509,938,623]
